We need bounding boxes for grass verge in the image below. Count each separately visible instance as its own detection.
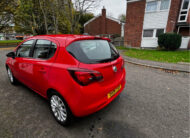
[116,46,190,63]
[0,40,22,44]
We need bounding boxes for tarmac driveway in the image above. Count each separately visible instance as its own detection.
[0,49,189,138]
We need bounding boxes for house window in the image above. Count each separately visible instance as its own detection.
[182,0,189,9]
[143,29,165,38]
[143,30,154,37]
[146,1,158,12]
[160,0,170,10]
[179,16,186,20]
[156,29,164,37]
[178,0,190,22]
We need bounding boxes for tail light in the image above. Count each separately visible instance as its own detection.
[121,59,125,70]
[68,68,103,86]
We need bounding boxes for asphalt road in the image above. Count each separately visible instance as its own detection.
[0,49,189,138]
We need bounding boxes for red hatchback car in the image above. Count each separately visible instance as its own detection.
[6,35,126,125]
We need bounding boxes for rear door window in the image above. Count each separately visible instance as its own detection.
[33,39,57,59]
[67,40,119,64]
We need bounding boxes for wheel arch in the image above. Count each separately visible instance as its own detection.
[46,88,74,116]
[46,88,58,99]
[46,88,69,105]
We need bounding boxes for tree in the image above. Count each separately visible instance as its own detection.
[37,0,71,34]
[14,0,47,35]
[62,0,101,34]
[79,12,94,34]
[13,0,100,35]
[0,0,16,32]
[38,0,49,34]
[14,0,72,35]
[118,14,126,22]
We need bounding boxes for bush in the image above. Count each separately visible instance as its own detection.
[158,33,182,51]
[111,34,121,39]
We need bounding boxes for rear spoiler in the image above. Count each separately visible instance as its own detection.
[94,37,111,42]
[65,36,111,47]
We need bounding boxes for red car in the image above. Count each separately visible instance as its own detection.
[6,35,126,125]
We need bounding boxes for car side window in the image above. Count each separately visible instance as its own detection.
[16,40,34,57]
[33,39,57,59]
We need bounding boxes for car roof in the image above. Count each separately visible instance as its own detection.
[27,34,110,47]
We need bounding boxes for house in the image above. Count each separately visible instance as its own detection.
[124,0,190,49]
[84,7,125,38]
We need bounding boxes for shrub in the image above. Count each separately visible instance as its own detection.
[158,33,182,51]
[111,34,121,39]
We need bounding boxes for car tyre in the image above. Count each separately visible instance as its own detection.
[6,66,18,85]
[49,91,74,126]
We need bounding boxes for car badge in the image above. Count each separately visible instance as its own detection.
[113,66,117,72]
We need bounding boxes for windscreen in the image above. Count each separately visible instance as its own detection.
[66,40,119,64]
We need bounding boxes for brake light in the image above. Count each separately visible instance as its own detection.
[68,68,103,86]
[121,59,125,70]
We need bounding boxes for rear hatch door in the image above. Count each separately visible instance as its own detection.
[66,39,124,86]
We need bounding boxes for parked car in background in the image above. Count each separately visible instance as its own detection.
[5,35,126,126]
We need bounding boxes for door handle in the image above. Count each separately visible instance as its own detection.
[21,64,26,68]
[39,68,46,74]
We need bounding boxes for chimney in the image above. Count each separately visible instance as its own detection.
[101,6,106,34]
[102,6,106,17]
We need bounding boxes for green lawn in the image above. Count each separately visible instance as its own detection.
[116,46,190,63]
[0,40,22,44]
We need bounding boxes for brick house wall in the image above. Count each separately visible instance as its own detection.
[179,8,190,36]
[84,17,102,36]
[166,0,190,36]
[187,9,190,23]
[124,0,146,47]
[125,0,189,49]
[166,0,182,32]
[84,8,122,37]
[106,18,121,35]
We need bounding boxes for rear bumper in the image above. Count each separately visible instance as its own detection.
[70,69,126,117]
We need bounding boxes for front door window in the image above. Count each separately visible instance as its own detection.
[16,40,35,57]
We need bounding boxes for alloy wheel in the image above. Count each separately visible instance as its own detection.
[50,95,67,122]
[7,68,14,83]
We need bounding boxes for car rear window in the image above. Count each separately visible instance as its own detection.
[66,40,119,64]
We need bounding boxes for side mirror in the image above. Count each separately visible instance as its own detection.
[6,52,16,59]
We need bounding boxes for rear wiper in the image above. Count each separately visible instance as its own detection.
[112,54,119,59]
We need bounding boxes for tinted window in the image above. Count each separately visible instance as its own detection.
[33,40,57,59]
[16,40,34,57]
[67,40,119,64]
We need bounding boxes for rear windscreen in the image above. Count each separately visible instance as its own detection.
[66,40,119,64]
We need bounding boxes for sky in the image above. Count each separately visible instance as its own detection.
[92,0,126,19]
